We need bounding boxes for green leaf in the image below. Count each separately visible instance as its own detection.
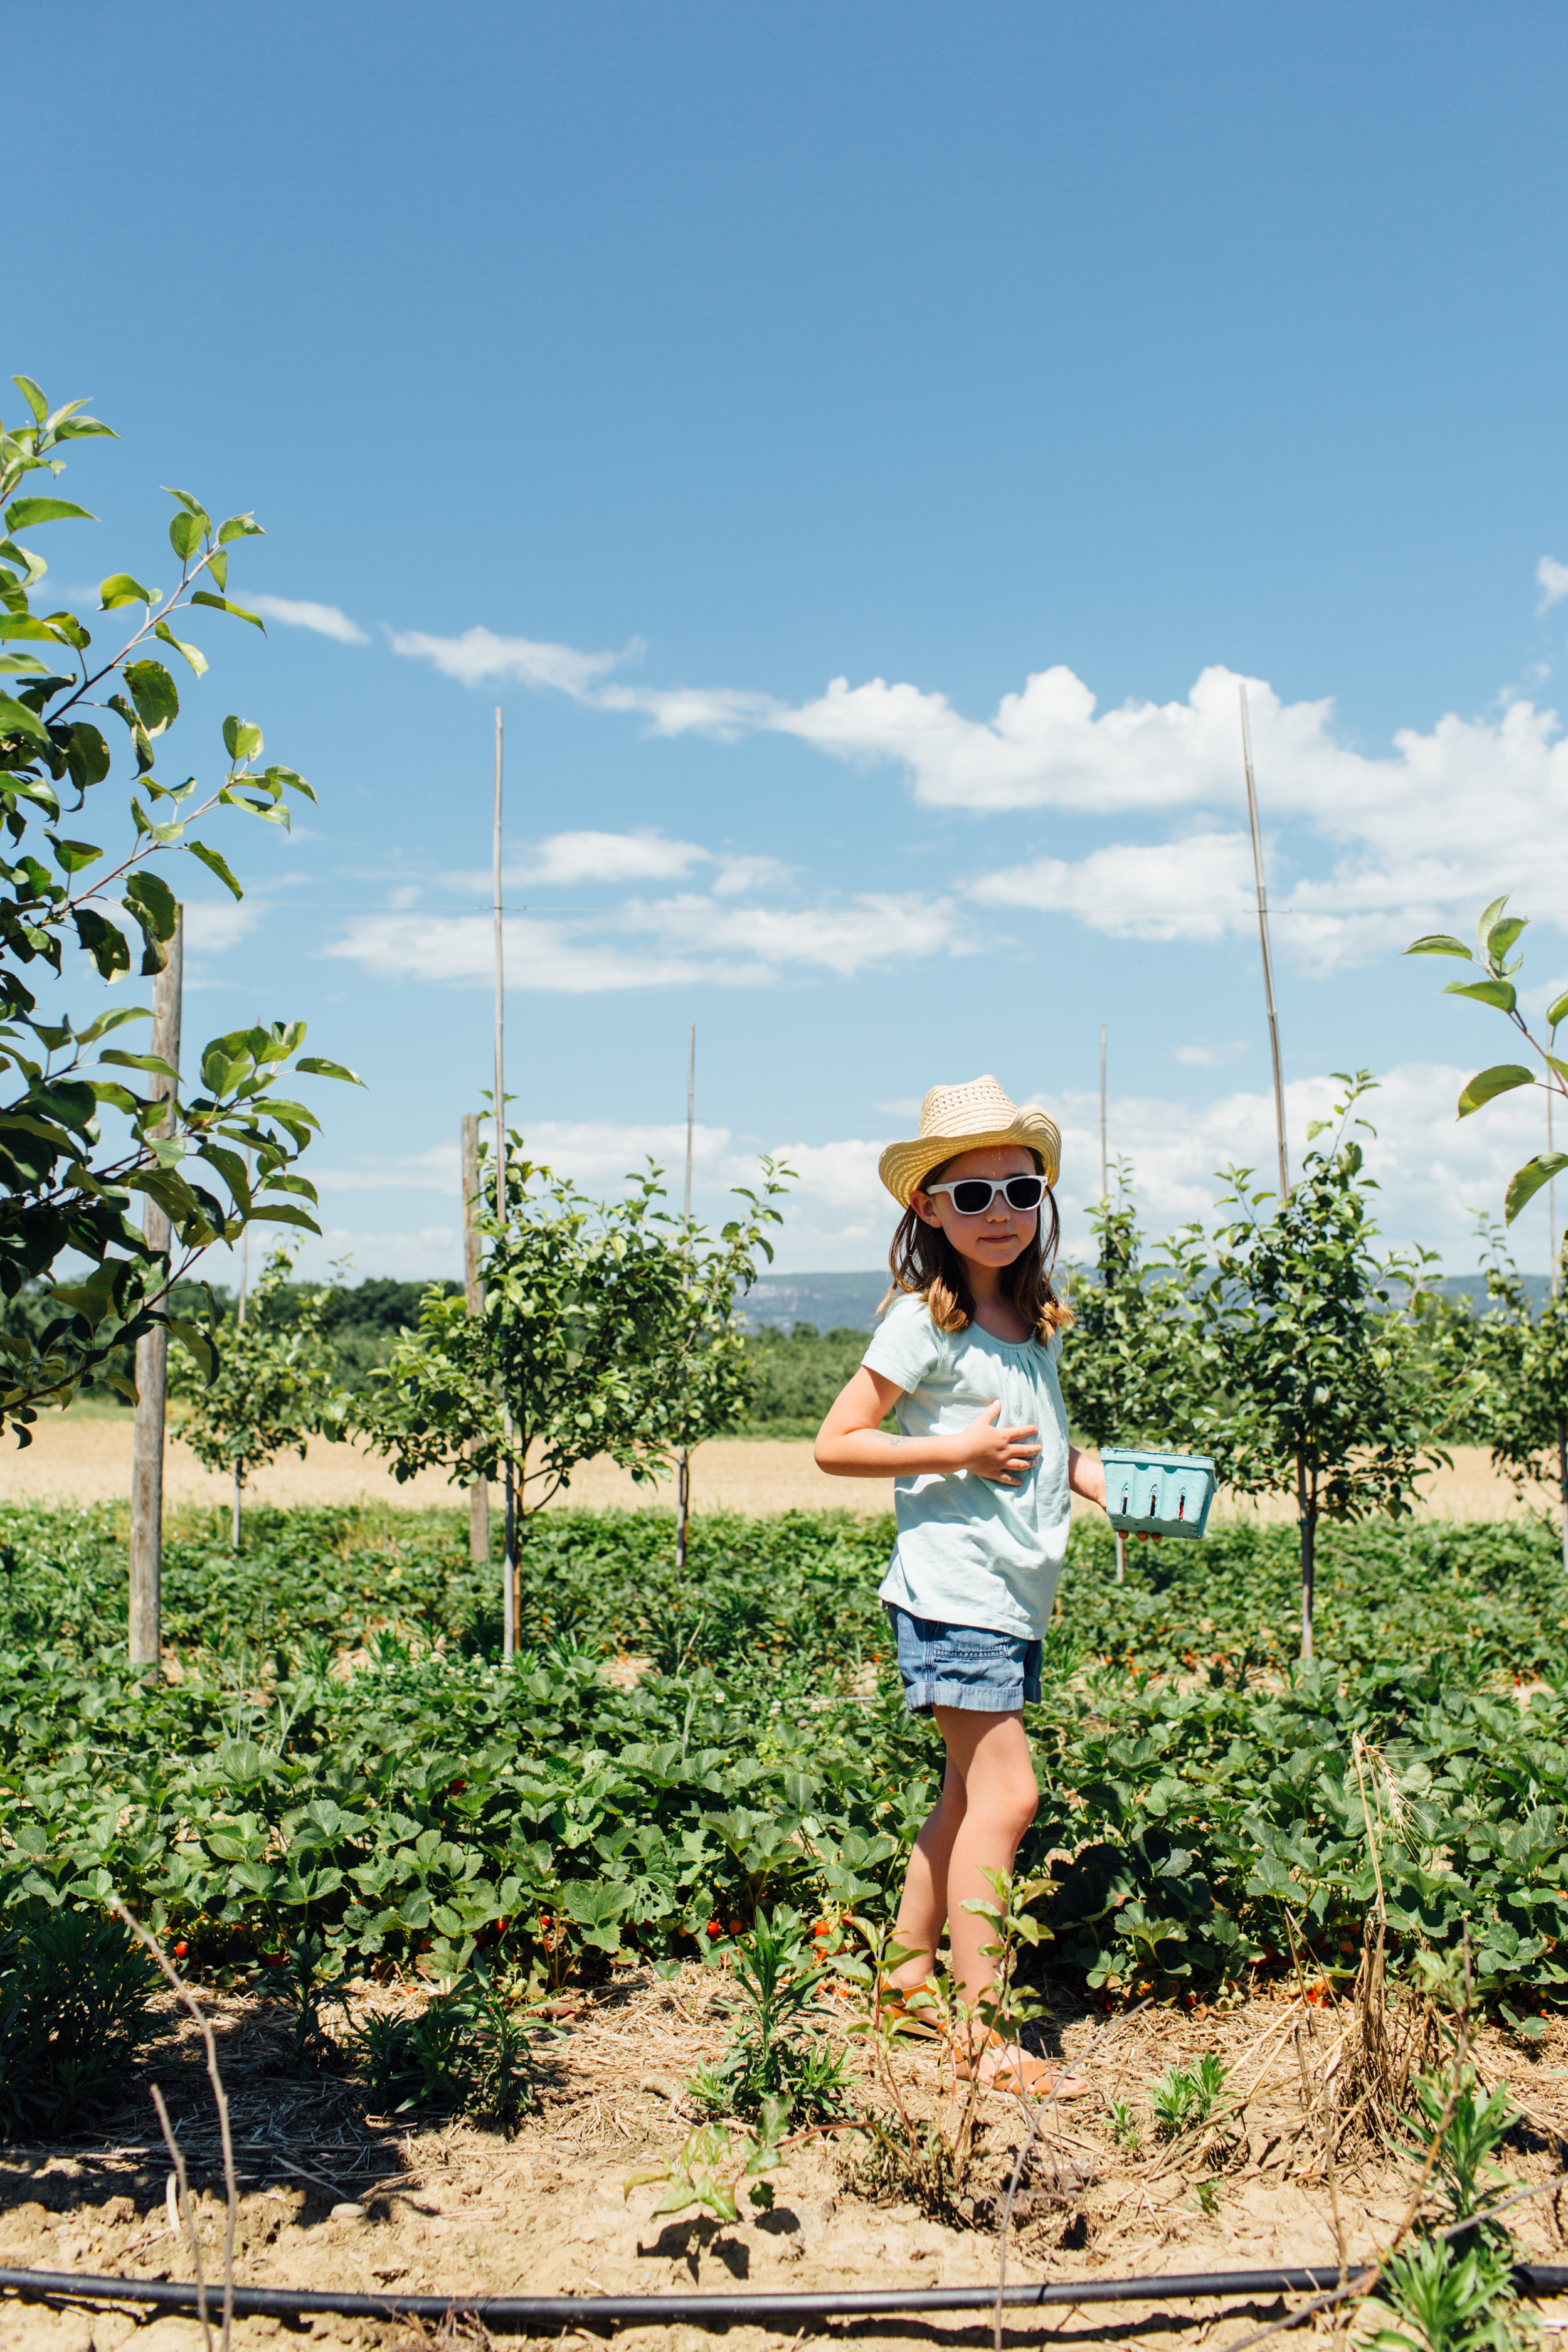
[99,573,156,610]
[124,869,179,942]
[155,620,208,678]
[65,723,110,791]
[168,511,204,562]
[1443,978,1518,1014]
[1457,1065,1535,1117]
[191,591,264,632]
[124,658,179,736]
[1404,935,1473,960]
[46,837,100,877]
[0,615,69,642]
[1476,894,1511,953]
[4,499,95,530]
[295,1056,365,1086]
[0,693,51,750]
[11,376,48,425]
[186,839,243,900]
[1488,914,1528,965]
[222,715,263,761]
[217,513,265,545]
[162,485,211,530]
[1505,1152,1568,1224]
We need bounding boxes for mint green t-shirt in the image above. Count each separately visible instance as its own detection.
[862,1291,1072,1640]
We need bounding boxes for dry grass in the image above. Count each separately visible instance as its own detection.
[1,1963,1567,2352]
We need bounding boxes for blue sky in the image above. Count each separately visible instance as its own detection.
[19,1,1568,1274]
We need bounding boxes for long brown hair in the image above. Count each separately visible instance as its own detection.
[879,1151,1074,1341]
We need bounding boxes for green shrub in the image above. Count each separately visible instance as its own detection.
[0,1909,159,2139]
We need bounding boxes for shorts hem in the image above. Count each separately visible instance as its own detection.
[903,1677,1041,1718]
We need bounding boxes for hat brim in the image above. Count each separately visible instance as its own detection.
[878,1112,1061,1207]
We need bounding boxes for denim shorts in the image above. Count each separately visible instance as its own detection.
[886,1605,1042,1717]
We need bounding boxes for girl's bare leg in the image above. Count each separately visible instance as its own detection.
[889,1707,1039,1998]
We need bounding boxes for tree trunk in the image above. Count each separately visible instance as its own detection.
[1298,1454,1315,1665]
[675,1446,691,1576]
[1558,1415,1567,1587]
[231,1461,243,1553]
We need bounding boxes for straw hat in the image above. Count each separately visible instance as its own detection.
[877,1075,1061,1207]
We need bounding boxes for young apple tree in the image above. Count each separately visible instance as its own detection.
[358,1138,792,1646]
[171,1247,348,1548]
[1200,1073,1443,1662]
[0,375,359,1433]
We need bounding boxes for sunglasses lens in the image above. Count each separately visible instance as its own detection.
[1004,1177,1044,1210]
[949,1181,994,1213]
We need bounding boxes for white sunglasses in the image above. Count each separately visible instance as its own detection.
[921,1174,1045,1216]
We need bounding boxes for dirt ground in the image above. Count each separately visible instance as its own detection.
[0,1420,1549,1526]
[1,1966,1567,2352]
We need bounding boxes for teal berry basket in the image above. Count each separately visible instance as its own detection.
[1101,1447,1217,1540]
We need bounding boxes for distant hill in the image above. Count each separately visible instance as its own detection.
[738,1270,889,1332]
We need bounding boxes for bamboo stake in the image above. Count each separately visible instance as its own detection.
[1550,1084,1558,1299]
[461,1113,490,1567]
[675,1024,695,1575]
[129,908,183,1675]
[1239,684,1290,1202]
[494,706,516,1660]
[1100,1020,1126,1584]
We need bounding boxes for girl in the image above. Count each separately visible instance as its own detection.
[814,1073,1107,2096]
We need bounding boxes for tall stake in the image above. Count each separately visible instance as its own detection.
[1099,1020,1125,1584]
[129,909,183,1675]
[1239,684,1290,1202]
[494,706,516,1659]
[675,1024,696,1574]
[461,1113,490,1567]
[1550,1085,1559,1300]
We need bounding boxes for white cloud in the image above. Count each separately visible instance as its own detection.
[527,830,708,887]
[311,1146,459,1194]
[970,830,1258,943]
[1539,557,1568,612]
[249,595,369,645]
[1172,1039,1249,1068]
[389,612,1568,972]
[387,625,631,694]
[321,911,766,992]
[1046,1060,1560,1265]
[322,891,968,992]
[181,899,263,955]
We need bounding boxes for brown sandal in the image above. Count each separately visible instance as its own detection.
[952,2028,1089,2099]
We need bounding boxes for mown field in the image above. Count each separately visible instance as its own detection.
[2,1502,1565,2020]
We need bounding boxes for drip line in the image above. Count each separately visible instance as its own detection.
[3,2260,1567,2331]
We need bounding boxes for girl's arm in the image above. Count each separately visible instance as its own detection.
[1067,1448,1106,1508]
[814,1367,1044,1485]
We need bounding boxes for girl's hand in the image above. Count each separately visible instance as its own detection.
[952,1399,1041,1486]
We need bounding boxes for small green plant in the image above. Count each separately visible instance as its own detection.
[0,1908,159,2138]
[1109,2098,1141,2154]
[271,1929,344,2074]
[686,1904,855,2124]
[349,1963,549,2132]
[1149,2052,1229,2139]
[1370,2066,1534,2352]
[1195,2177,1219,2215]
[625,2098,789,2222]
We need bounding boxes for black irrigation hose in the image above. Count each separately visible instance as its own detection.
[3,2263,1568,2331]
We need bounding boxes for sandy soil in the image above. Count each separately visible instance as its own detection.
[0,1421,1552,1527]
[1,1969,1565,2352]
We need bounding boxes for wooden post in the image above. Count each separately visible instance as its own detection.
[128,908,183,1675]
[1239,684,1290,1202]
[494,706,517,1658]
[675,1024,695,1575]
[462,1113,490,1567]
